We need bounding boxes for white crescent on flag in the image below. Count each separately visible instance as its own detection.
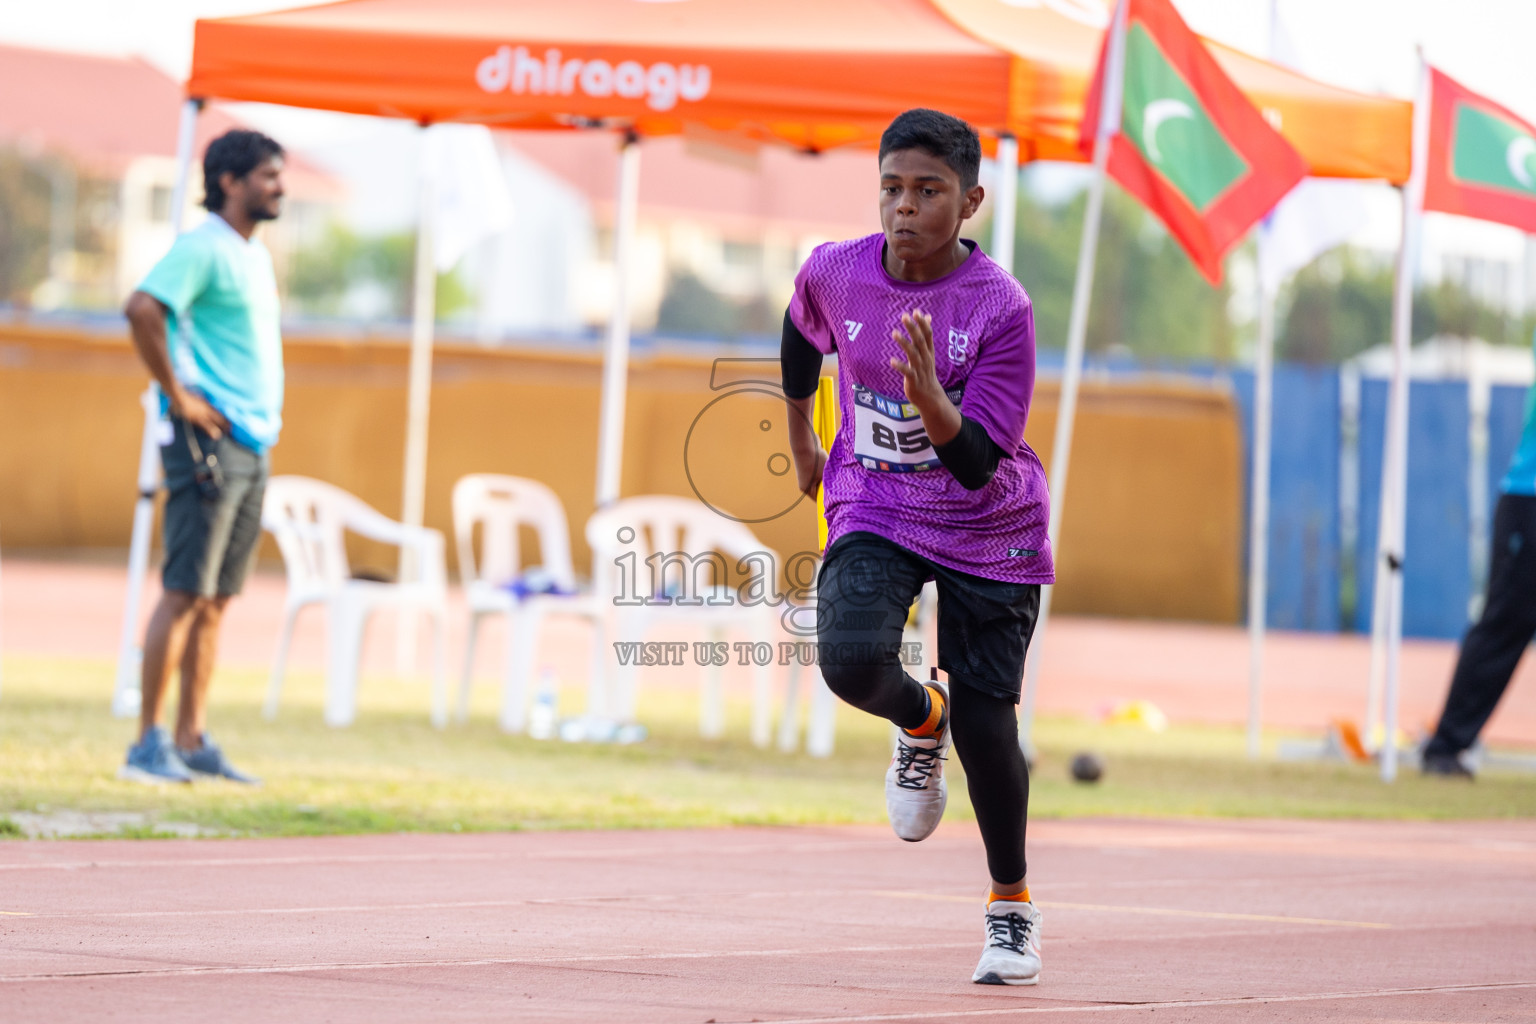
[1507,136,1536,189]
[1143,98,1195,164]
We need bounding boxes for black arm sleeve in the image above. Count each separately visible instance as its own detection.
[781,308,823,400]
[934,417,1007,490]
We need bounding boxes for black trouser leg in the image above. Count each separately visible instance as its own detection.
[1426,494,1536,758]
[949,685,1030,885]
[818,532,1035,883]
[816,533,930,730]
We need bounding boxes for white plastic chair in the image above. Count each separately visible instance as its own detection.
[586,495,780,746]
[453,474,604,732]
[261,475,449,728]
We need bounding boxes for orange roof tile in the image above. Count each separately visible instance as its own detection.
[0,41,337,196]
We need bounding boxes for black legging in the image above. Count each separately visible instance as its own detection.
[1427,493,1536,757]
[817,534,1032,885]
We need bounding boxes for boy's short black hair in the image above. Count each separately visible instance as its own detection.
[202,129,285,211]
[878,109,982,190]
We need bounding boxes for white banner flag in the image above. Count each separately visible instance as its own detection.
[1259,177,1369,294]
[425,124,513,273]
[1257,17,1368,294]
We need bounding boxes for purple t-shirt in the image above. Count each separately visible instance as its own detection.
[790,233,1054,585]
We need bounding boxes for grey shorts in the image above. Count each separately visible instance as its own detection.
[160,417,269,598]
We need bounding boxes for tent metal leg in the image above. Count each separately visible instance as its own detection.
[398,124,439,675]
[594,132,641,510]
[1246,274,1277,759]
[113,97,201,718]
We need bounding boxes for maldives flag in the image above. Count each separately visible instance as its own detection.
[1082,0,1308,285]
[1422,68,1536,233]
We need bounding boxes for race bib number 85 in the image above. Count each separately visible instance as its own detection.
[851,383,963,473]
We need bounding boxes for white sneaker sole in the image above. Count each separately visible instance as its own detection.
[885,774,947,842]
[117,764,192,785]
[973,969,1040,986]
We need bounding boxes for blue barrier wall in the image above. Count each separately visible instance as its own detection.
[1354,379,1472,639]
[1230,367,1342,631]
[1035,353,1510,638]
[1489,384,1530,510]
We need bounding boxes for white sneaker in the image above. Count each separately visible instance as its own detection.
[972,899,1043,986]
[884,681,949,842]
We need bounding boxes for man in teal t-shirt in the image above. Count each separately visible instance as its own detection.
[120,129,286,785]
[1424,327,1536,777]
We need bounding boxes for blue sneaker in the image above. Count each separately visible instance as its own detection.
[119,726,193,784]
[177,734,260,785]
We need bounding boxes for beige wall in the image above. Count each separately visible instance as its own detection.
[0,325,1241,623]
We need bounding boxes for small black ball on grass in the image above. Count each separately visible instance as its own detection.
[1070,752,1104,783]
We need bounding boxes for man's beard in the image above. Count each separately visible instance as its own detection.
[247,197,281,222]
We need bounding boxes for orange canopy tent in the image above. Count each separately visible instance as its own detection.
[175,0,1414,518]
[187,0,1411,181]
[187,0,1015,152]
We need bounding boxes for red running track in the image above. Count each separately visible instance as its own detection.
[3,818,1535,1023]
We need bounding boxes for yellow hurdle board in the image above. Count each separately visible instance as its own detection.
[813,374,839,554]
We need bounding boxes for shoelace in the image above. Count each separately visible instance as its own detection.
[893,737,946,790]
[985,909,1034,955]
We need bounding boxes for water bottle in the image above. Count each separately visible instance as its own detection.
[528,668,558,740]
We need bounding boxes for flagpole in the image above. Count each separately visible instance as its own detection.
[1377,48,1431,782]
[396,121,439,678]
[1363,417,1397,743]
[595,130,642,510]
[1244,0,1282,762]
[1019,0,1128,754]
[1247,247,1277,760]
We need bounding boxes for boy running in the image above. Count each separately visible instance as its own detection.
[781,109,1053,986]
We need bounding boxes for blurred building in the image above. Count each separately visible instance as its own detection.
[478,130,880,339]
[0,42,340,313]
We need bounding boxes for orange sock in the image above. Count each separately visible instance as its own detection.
[904,684,947,737]
[989,887,1031,904]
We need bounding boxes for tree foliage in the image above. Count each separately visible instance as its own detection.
[997,182,1235,361]
[1277,250,1394,364]
[285,223,474,322]
[0,148,56,306]
[1278,249,1536,364]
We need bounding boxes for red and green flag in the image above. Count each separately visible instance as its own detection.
[1081,0,1308,285]
[1422,68,1536,233]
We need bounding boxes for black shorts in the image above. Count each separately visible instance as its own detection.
[160,417,269,599]
[816,531,1041,702]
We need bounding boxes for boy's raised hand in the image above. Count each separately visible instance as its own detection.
[890,309,944,407]
[889,307,961,446]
